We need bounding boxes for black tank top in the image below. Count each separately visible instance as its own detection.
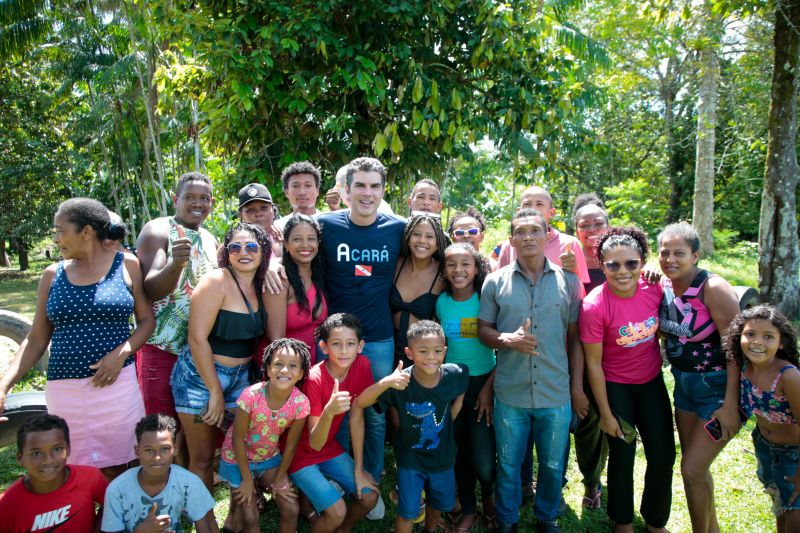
[390,256,439,355]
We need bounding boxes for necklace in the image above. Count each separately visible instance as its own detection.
[264,383,282,420]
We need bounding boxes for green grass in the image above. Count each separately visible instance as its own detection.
[702,242,760,288]
[0,258,53,319]
[0,386,776,531]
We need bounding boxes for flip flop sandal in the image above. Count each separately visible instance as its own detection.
[582,487,602,510]
[453,513,481,533]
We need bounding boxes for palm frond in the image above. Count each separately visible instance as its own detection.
[0,15,49,59]
[0,0,46,25]
[554,23,612,69]
[546,0,589,22]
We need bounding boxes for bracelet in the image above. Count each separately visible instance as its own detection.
[271,482,291,491]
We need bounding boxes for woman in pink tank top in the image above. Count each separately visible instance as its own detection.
[265,214,328,364]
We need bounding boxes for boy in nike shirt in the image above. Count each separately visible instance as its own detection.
[0,414,108,533]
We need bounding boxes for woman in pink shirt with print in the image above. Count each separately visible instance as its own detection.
[580,227,675,533]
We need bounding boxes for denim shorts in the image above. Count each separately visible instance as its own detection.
[171,347,251,415]
[753,427,800,516]
[671,367,727,420]
[289,452,374,513]
[396,467,455,519]
[218,453,282,488]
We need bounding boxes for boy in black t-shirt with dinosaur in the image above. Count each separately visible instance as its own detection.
[355,320,468,533]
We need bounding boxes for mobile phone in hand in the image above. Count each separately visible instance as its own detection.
[704,407,749,442]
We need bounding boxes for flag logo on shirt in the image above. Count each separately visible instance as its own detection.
[355,264,372,276]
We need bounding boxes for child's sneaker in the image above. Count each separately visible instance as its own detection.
[412,490,426,524]
[366,493,386,520]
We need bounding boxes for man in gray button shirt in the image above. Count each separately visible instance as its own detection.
[478,208,584,533]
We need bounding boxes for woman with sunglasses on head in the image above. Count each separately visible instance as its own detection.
[265,214,328,365]
[447,207,497,271]
[171,222,271,502]
[580,227,675,533]
[657,222,740,533]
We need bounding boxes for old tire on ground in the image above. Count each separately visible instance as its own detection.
[0,391,47,447]
[733,286,760,311]
[0,309,49,372]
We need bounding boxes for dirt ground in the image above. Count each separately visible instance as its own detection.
[0,337,17,376]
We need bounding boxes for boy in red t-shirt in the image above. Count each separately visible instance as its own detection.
[288,313,380,532]
[0,414,108,533]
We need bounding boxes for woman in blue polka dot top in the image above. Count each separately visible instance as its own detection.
[0,198,155,480]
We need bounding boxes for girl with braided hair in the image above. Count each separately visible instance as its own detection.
[219,338,312,533]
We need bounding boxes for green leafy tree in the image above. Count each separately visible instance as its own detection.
[0,63,74,269]
[0,0,50,60]
[156,0,604,190]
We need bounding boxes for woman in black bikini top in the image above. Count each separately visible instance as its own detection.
[389,213,448,365]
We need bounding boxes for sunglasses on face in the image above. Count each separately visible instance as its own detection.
[603,259,641,272]
[453,227,481,238]
[227,242,260,255]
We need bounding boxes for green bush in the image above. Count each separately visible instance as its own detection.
[712,228,738,250]
[604,177,669,237]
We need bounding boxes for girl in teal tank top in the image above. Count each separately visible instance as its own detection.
[436,242,496,531]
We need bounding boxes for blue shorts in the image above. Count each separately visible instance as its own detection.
[396,467,455,519]
[171,348,251,415]
[290,453,374,513]
[671,367,727,420]
[753,427,800,516]
[218,453,282,488]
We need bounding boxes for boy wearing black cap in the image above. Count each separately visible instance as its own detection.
[238,182,274,228]
[238,182,282,257]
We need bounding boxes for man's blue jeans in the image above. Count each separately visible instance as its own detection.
[494,398,571,525]
[360,337,394,483]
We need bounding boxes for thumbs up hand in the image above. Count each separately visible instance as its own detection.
[559,240,577,273]
[325,379,352,415]
[136,502,171,532]
[500,318,538,356]
[381,360,411,391]
[170,224,192,268]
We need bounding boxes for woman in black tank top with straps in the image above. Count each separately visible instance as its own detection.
[389,213,448,366]
[170,222,271,523]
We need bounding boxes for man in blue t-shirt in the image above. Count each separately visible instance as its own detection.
[316,158,405,500]
[267,157,405,519]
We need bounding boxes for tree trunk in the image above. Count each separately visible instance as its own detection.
[192,99,202,171]
[0,238,10,267]
[692,30,719,255]
[661,55,684,223]
[125,0,168,215]
[12,238,29,271]
[758,0,800,319]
